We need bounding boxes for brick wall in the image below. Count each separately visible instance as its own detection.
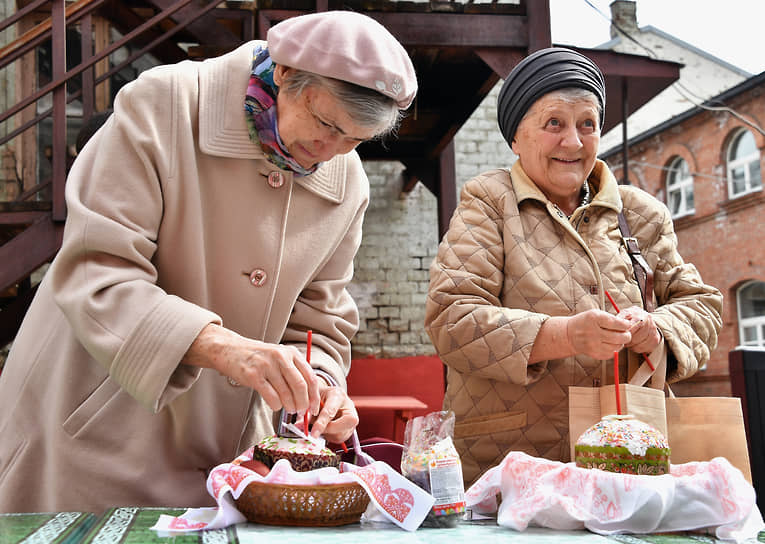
[351,82,515,358]
[350,161,439,358]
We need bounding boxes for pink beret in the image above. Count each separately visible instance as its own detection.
[267,11,417,109]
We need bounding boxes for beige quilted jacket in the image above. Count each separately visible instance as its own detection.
[425,160,722,484]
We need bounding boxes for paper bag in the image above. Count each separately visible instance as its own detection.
[666,395,752,482]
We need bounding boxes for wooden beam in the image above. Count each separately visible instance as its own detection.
[437,139,456,239]
[400,159,435,196]
[255,10,529,47]
[358,12,529,48]
[474,48,526,79]
[526,0,551,51]
[426,68,499,160]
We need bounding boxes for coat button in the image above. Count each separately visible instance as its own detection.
[267,171,284,188]
[248,268,267,286]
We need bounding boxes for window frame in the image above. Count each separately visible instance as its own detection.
[665,156,695,218]
[726,129,762,199]
[737,280,765,349]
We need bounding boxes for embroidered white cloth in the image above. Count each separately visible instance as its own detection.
[150,447,434,533]
[465,452,764,542]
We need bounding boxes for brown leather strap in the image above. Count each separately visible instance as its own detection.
[617,211,655,312]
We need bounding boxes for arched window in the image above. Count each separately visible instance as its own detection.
[727,129,762,199]
[737,280,765,347]
[665,156,694,218]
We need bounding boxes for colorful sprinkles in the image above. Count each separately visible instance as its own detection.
[576,415,668,456]
[255,435,335,456]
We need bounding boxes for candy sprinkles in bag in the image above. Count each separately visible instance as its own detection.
[401,411,466,528]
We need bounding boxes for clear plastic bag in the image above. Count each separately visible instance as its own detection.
[401,411,466,528]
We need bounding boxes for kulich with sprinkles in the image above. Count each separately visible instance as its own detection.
[252,434,340,472]
[574,414,670,475]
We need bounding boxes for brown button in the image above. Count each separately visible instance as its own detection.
[249,268,267,286]
[228,377,240,387]
[267,171,284,188]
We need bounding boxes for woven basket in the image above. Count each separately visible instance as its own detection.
[234,481,371,527]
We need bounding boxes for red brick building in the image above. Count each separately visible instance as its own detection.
[601,73,765,397]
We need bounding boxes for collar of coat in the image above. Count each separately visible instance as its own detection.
[196,41,349,204]
[510,159,623,215]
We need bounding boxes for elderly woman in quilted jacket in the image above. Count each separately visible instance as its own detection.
[424,47,723,485]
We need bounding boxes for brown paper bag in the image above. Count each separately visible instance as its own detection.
[666,394,752,482]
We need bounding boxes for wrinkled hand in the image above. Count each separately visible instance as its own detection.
[183,324,321,416]
[566,309,633,360]
[307,386,359,444]
[617,305,662,355]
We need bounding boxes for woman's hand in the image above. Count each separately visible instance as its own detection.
[182,323,321,416]
[566,309,633,360]
[617,306,662,355]
[308,386,359,444]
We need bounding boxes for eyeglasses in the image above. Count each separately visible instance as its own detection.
[303,92,365,144]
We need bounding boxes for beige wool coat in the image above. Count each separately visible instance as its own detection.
[0,42,368,512]
[425,160,723,485]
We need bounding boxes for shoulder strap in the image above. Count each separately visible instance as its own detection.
[617,211,655,312]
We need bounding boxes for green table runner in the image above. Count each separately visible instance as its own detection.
[3,508,763,544]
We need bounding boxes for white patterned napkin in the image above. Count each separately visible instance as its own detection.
[465,451,764,542]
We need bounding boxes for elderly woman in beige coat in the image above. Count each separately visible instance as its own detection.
[0,11,416,512]
[425,48,722,485]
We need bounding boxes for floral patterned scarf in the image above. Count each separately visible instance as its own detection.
[244,45,318,177]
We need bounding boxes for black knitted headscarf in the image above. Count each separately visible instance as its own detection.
[497,47,606,145]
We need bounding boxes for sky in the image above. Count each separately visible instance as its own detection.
[549,0,765,75]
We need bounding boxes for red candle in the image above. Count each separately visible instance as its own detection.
[304,330,312,435]
[614,351,622,415]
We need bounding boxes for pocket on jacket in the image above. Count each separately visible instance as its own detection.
[62,377,122,438]
[454,410,526,439]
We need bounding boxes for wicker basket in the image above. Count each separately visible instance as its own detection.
[234,481,371,527]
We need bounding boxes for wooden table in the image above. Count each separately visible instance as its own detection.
[351,395,428,443]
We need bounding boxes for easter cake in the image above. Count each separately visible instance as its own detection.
[574,414,670,475]
[252,434,340,472]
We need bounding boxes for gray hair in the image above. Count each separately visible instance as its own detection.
[279,69,404,139]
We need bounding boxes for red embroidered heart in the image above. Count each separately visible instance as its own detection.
[356,467,414,522]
